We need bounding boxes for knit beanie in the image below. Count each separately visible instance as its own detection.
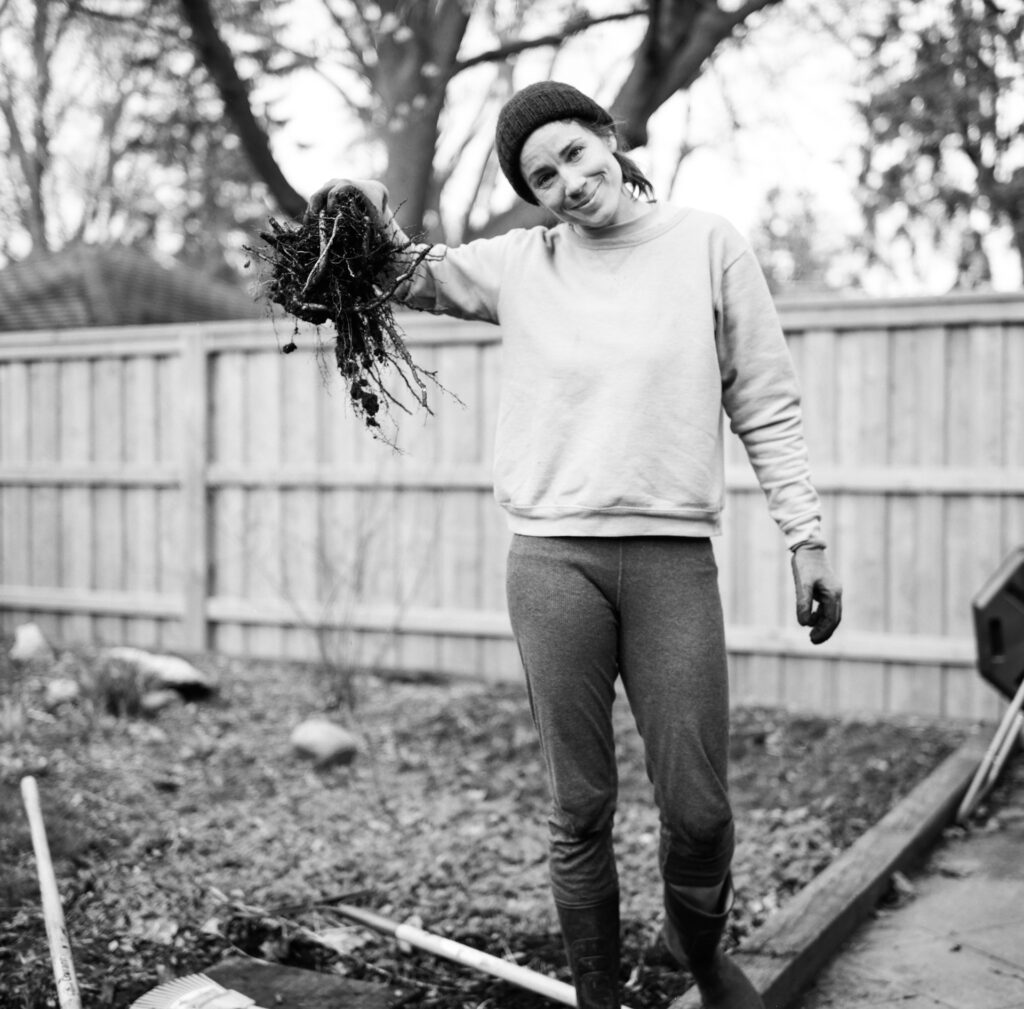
[495,81,615,205]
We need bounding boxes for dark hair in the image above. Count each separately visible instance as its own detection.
[585,121,655,202]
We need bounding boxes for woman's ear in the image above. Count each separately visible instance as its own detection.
[604,132,618,153]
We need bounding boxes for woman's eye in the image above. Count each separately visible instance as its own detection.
[568,146,583,160]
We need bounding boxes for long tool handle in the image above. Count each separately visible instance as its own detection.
[20,776,82,1009]
[956,675,1024,823]
[328,903,582,1006]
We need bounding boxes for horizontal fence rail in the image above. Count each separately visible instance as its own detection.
[3,291,1023,720]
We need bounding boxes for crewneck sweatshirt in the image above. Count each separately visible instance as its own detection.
[399,203,822,549]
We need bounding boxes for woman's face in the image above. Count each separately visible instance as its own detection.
[519,120,645,231]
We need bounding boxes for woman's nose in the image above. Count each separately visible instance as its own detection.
[563,171,587,198]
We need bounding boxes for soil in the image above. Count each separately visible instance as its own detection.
[0,648,972,1009]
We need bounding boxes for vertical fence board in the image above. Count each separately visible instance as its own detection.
[1,363,30,603]
[942,497,975,639]
[180,333,210,651]
[798,329,838,466]
[244,350,284,656]
[730,653,783,709]
[56,357,93,640]
[210,348,247,653]
[780,655,836,714]
[1004,326,1024,468]
[91,357,124,641]
[280,358,322,659]
[2,488,29,586]
[834,656,888,716]
[945,327,974,466]
[438,489,482,676]
[30,360,59,460]
[968,325,1005,466]
[836,329,889,467]
[911,496,946,636]
[887,662,944,718]
[1,361,30,462]
[28,361,60,590]
[211,351,246,465]
[126,355,160,644]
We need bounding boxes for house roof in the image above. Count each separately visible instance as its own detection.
[0,244,263,332]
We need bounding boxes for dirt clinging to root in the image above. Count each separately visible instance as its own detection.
[245,191,439,444]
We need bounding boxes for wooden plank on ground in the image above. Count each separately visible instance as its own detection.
[670,734,987,1009]
[205,955,403,1009]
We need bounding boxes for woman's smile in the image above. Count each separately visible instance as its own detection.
[567,182,600,212]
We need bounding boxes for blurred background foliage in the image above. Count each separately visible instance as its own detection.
[0,0,1020,294]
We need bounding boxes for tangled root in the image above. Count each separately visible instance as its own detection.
[245,191,441,446]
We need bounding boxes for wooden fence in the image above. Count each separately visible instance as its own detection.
[2,292,1024,721]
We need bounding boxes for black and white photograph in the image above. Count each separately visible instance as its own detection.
[1,2,1022,1008]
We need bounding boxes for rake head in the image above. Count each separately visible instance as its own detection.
[130,974,265,1009]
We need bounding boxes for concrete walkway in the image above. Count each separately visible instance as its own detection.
[794,755,1024,1009]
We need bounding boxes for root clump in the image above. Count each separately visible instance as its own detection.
[245,190,439,445]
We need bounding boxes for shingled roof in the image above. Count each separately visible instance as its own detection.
[0,244,263,332]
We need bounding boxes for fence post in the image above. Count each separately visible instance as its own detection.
[180,327,210,651]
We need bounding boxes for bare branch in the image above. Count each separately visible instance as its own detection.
[453,7,645,74]
[177,0,306,216]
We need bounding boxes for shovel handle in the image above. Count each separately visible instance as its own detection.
[20,776,82,1009]
[328,903,578,1006]
[329,903,638,1009]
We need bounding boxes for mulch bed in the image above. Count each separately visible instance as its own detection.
[0,647,972,1009]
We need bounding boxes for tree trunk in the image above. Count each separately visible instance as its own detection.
[611,0,783,149]
[373,0,472,239]
[382,96,446,240]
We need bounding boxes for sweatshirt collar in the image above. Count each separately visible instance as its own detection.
[563,202,686,249]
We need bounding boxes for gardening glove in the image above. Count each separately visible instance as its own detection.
[305,178,404,238]
[305,178,423,296]
[791,543,842,644]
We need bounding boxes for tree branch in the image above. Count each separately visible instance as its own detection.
[611,0,785,148]
[177,0,306,217]
[453,7,645,75]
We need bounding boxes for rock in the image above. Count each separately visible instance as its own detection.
[102,647,215,699]
[290,719,360,767]
[9,623,55,662]
[44,677,81,710]
[140,689,183,717]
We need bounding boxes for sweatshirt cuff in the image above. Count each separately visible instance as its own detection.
[785,520,827,553]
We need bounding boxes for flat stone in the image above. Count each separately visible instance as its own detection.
[44,677,81,709]
[290,718,360,767]
[9,622,55,662]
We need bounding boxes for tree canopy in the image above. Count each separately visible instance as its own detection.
[856,0,1024,285]
[3,0,1021,291]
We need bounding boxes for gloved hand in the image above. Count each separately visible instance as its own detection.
[791,544,842,644]
[305,178,391,224]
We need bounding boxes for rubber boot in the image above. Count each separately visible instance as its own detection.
[663,878,764,1009]
[555,894,621,1009]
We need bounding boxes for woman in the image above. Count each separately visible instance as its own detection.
[307,80,842,1009]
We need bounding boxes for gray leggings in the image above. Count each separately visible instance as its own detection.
[505,535,734,907]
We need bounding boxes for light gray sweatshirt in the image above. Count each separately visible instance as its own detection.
[399,203,823,549]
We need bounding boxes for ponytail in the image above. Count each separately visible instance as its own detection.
[614,151,655,201]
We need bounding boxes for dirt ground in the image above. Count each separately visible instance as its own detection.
[0,647,972,1009]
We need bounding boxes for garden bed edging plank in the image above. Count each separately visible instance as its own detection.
[670,733,988,1009]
